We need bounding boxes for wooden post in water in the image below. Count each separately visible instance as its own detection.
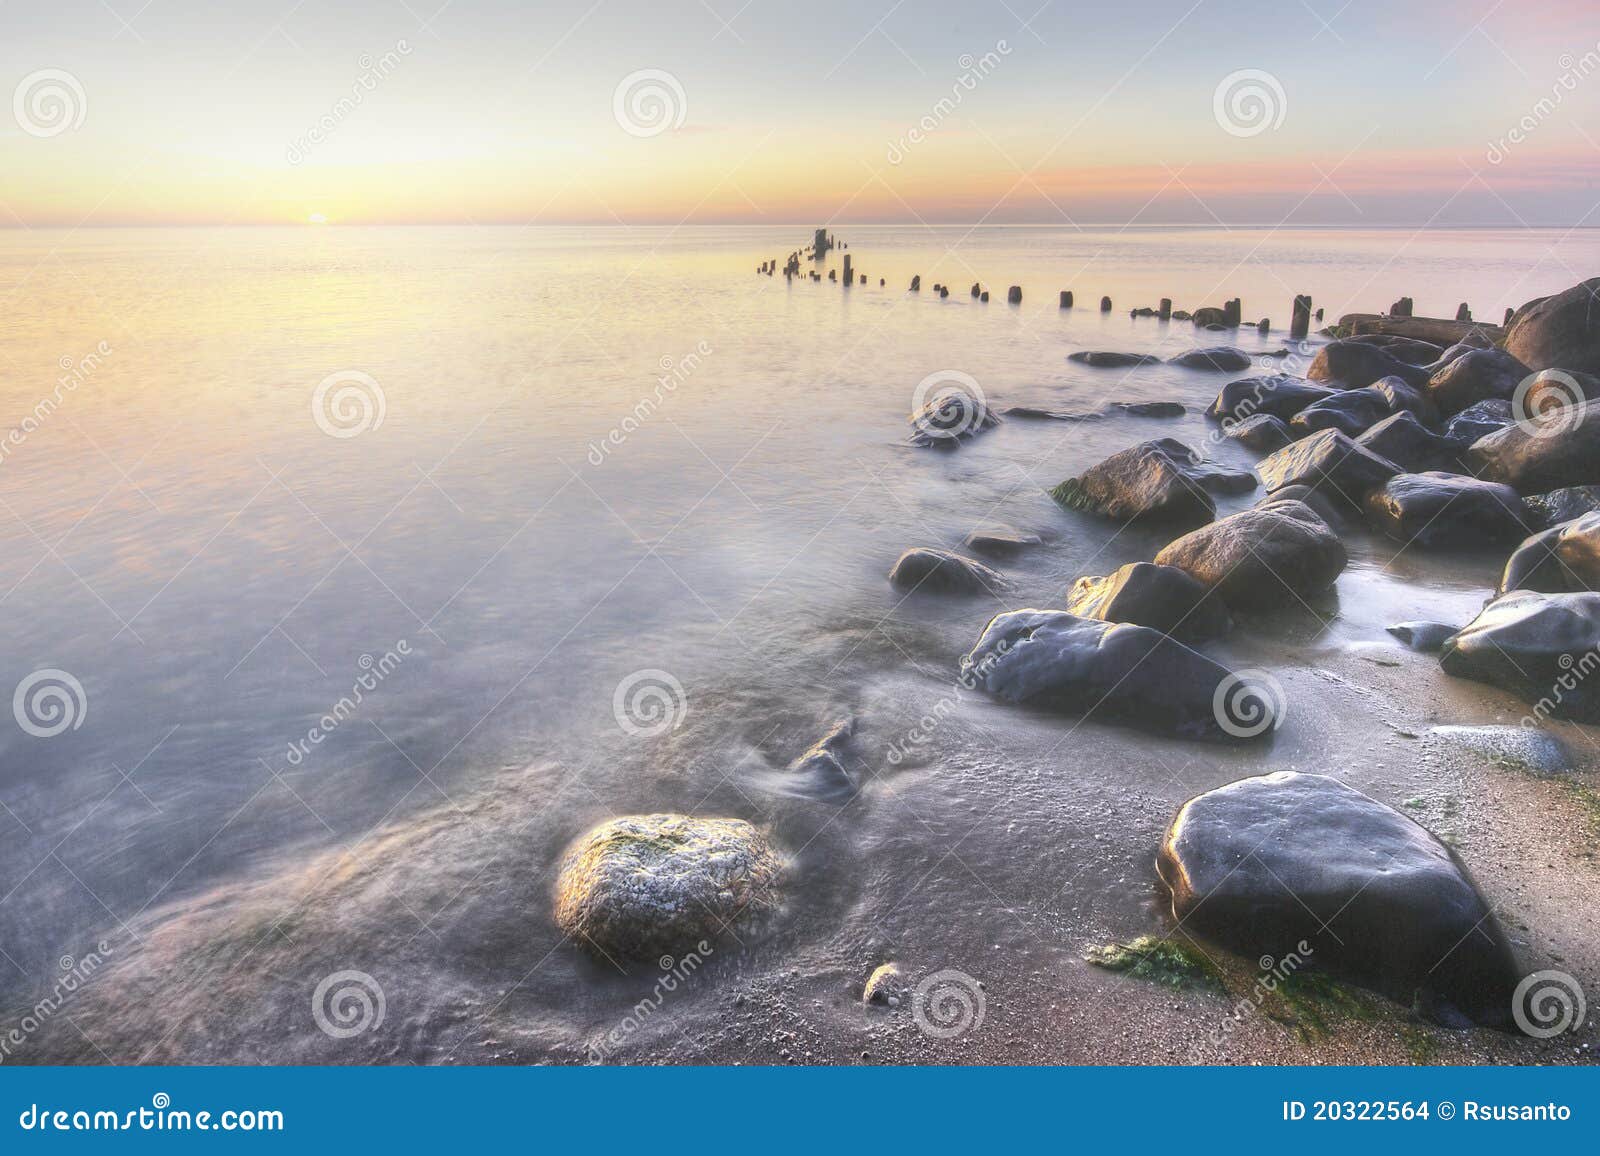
[1504,307,1514,326]
[1100,296,1112,312]
[1291,295,1312,338]
[1008,285,1022,304]
[1258,318,1270,334]
[980,291,989,302]
[910,275,920,291]
[1224,298,1241,328]
[1159,298,1172,321]
[842,254,852,286]
[1456,302,1472,322]
[1060,290,1073,308]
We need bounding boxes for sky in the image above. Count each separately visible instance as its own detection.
[1,0,1598,227]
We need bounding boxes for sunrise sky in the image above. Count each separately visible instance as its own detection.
[2,0,1598,227]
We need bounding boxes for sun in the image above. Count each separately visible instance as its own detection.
[307,212,329,225]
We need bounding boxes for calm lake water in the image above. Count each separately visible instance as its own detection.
[2,224,1597,1062]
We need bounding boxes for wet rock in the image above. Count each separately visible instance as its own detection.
[888,548,1003,595]
[1427,725,1573,775]
[1497,511,1600,594]
[1114,401,1187,418]
[1386,622,1459,652]
[1289,389,1394,437]
[961,609,1275,740]
[1068,351,1162,368]
[785,719,857,802]
[1468,405,1600,493]
[1205,375,1336,424]
[1348,334,1443,366]
[1050,438,1255,527]
[1370,376,1441,427]
[1442,397,1514,443]
[1190,307,1228,328]
[1439,590,1600,721]
[1364,471,1531,548]
[1257,428,1401,508]
[554,814,782,958]
[1259,483,1351,532]
[1503,278,1600,376]
[862,963,904,1006]
[1308,341,1430,390]
[963,524,1043,557]
[1158,771,1520,1027]
[1355,412,1467,474]
[1425,348,1531,417]
[1524,485,1600,530]
[1225,413,1294,452]
[1169,347,1252,372]
[909,392,1000,448]
[1065,561,1233,642]
[1004,401,1184,423]
[1154,499,1346,608]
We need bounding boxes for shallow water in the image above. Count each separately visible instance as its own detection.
[2,224,1598,1063]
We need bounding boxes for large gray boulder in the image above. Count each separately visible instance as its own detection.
[1225,413,1294,452]
[1257,428,1401,508]
[1050,438,1254,526]
[1364,472,1532,548]
[1439,590,1600,721]
[1308,341,1430,389]
[1065,561,1233,641]
[888,548,1002,595]
[1206,375,1336,424]
[1158,771,1520,1027]
[1289,389,1394,438]
[909,392,1000,447]
[1503,278,1600,376]
[554,814,782,958]
[1424,348,1531,417]
[1169,346,1252,372]
[960,609,1274,740]
[1154,499,1346,608]
[1068,350,1162,368]
[1498,511,1600,594]
[1356,412,1466,474]
[1468,406,1600,493]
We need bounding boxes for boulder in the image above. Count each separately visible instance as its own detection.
[1370,376,1441,427]
[1442,398,1514,443]
[1158,771,1520,1027]
[960,609,1273,740]
[888,548,1002,595]
[1427,725,1572,776]
[1068,351,1163,368]
[1468,405,1600,493]
[1258,483,1351,532]
[1347,334,1443,365]
[1050,438,1254,526]
[1386,622,1459,652]
[1169,346,1252,372]
[554,814,782,958]
[1497,511,1600,594]
[962,524,1042,557]
[1308,340,1430,390]
[1113,401,1187,418]
[1503,278,1600,376]
[1065,561,1233,642]
[1206,375,1337,424]
[1364,472,1532,548]
[1225,413,1294,452]
[1257,428,1401,508]
[909,391,1000,447]
[1355,412,1466,474]
[1439,590,1600,721]
[1424,348,1531,417]
[1289,389,1394,437]
[1190,307,1229,328]
[1154,499,1347,608]
[1524,485,1600,530]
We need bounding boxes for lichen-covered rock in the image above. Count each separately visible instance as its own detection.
[1050,438,1254,526]
[888,548,1003,595]
[1065,561,1233,641]
[1440,590,1600,721]
[554,814,782,958]
[1364,471,1532,548]
[961,609,1275,740]
[1158,771,1521,1027]
[1154,499,1346,607]
[1257,428,1401,508]
[1426,725,1572,776]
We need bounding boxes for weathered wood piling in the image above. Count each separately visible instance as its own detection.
[1008,285,1022,304]
[1159,298,1172,321]
[1291,294,1312,338]
[1100,296,1112,312]
[1060,290,1073,308]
